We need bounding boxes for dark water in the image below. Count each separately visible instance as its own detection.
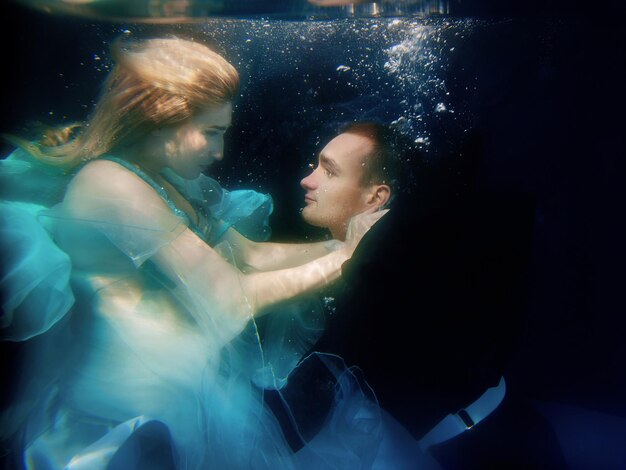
[1,0,626,466]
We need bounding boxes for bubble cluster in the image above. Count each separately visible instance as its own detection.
[382,18,479,150]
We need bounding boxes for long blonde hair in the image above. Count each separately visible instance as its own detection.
[6,37,239,170]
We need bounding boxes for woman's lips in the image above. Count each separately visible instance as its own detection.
[198,161,213,171]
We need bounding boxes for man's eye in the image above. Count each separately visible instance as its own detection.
[324,169,334,177]
[204,129,220,136]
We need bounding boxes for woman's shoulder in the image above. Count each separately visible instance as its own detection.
[64,158,172,221]
[59,158,184,237]
[70,158,160,200]
[73,158,136,182]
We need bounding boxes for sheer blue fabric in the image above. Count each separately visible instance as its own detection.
[1,150,435,469]
[0,201,74,341]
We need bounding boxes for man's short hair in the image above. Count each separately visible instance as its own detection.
[339,121,398,190]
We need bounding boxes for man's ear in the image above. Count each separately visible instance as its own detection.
[367,184,391,209]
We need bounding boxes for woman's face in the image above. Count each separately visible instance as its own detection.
[157,102,232,179]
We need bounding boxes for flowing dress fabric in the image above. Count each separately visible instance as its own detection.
[1,151,434,469]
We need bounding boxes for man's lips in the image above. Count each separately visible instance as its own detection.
[304,195,316,203]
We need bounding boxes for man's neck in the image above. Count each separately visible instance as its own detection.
[330,224,347,242]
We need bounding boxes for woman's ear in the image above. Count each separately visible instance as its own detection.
[367,184,391,209]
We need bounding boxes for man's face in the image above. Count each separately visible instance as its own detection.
[300,132,374,240]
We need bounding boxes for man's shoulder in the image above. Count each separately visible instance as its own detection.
[343,190,537,284]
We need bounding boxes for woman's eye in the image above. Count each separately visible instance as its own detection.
[324,169,334,177]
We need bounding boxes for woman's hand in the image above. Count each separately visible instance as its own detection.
[344,208,389,253]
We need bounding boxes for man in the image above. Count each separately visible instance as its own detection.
[299,122,393,242]
[275,121,566,468]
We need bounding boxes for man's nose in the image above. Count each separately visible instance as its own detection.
[300,171,316,189]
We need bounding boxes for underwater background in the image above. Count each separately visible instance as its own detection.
[1,0,625,466]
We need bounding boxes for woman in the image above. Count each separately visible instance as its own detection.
[0,37,384,469]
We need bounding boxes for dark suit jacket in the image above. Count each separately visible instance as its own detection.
[315,190,536,438]
[267,189,565,467]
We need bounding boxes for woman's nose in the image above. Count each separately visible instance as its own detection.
[210,138,225,161]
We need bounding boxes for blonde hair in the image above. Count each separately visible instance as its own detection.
[6,37,239,170]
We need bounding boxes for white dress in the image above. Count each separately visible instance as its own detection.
[0,150,438,470]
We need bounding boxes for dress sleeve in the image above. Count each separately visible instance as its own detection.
[46,160,188,268]
[0,150,77,341]
[0,148,73,207]
[212,186,273,242]
[0,201,74,341]
[167,171,274,243]
[50,160,254,342]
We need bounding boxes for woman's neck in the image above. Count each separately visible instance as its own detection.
[118,145,166,179]
[118,149,199,226]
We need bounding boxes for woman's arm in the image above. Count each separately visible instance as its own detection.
[65,160,382,319]
[156,208,386,316]
[154,227,354,316]
[217,227,344,273]
[208,209,385,314]
[152,208,384,317]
